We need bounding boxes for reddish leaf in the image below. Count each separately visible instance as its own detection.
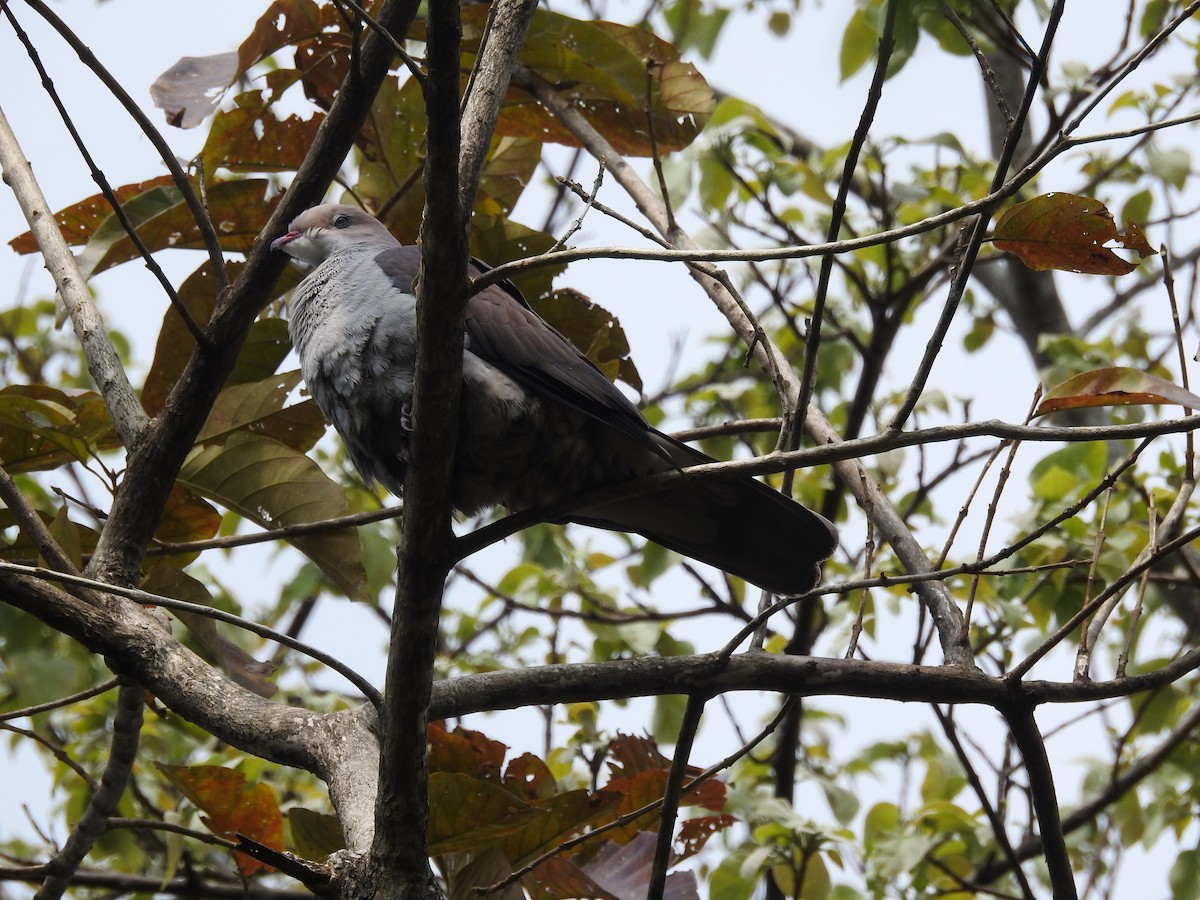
[503,753,558,801]
[201,91,324,175]
[994,193,1156,275]
[154,485,223,548]
[156,763,284,877]
[7,175,175,254]
[1036,366,1200,415]
[426,772,546,856]
[428,721,508,782]
[676,813,736,860]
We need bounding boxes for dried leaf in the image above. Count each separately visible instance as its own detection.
[994,193,1156,275]
[151,0,326,128]
[1037,366,1200,415]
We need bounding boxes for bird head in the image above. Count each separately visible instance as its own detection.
[271,204,397,265]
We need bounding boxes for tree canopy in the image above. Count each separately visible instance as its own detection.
[3,1,1200,898]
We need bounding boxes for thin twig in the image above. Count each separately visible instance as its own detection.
[0,2,207,346]
[0,678,119,722]
[20,0,229,293]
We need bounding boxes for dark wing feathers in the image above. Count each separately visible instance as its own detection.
[375,245,663,457]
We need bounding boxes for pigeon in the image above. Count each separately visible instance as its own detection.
[272,204,837,594]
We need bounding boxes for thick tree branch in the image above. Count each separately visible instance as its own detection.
[1002,703,1076,900]
[371,1,466,895]
[458,0,538,218]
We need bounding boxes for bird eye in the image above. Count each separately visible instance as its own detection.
[333,214,350,229]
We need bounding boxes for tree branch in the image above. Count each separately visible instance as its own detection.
[34,681,144,900]
[0,105,148,448]
[1002,702,1076,900]
[371,1,466,895]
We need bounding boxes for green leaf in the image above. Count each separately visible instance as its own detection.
[198,372,327,452]
[840,9,876,81]
[426,772,546,856]
[0,385,117,472]
[1170,849,1200,900]
[477,9,715,157]
[178,432,368,601]
[288,808,346,861]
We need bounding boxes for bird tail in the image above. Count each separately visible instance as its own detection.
[572,434,837,595]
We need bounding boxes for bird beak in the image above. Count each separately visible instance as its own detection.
[271,230,301,252]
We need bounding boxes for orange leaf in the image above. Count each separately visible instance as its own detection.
[157,764,284,877]
[1036,366,1200,415]
[994,193,1156,275]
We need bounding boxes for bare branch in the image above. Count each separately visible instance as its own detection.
[0,106,148,447]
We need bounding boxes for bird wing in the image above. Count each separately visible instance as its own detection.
[373,246,663,456]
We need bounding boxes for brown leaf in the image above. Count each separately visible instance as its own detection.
[1036,366,1200,415]
[428,721,509,782]
[676,813,736,860]
[154,485,222,548]
[7,176,175,254]
[156,763,284,877]
[201,91,324,174]
[994,193,1156,275]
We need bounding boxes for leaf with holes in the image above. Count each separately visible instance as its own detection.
[993,193,1156,275]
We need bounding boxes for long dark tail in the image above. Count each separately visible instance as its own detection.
[573,433,837,595]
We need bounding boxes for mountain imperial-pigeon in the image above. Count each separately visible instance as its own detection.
[272,204,837,594]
